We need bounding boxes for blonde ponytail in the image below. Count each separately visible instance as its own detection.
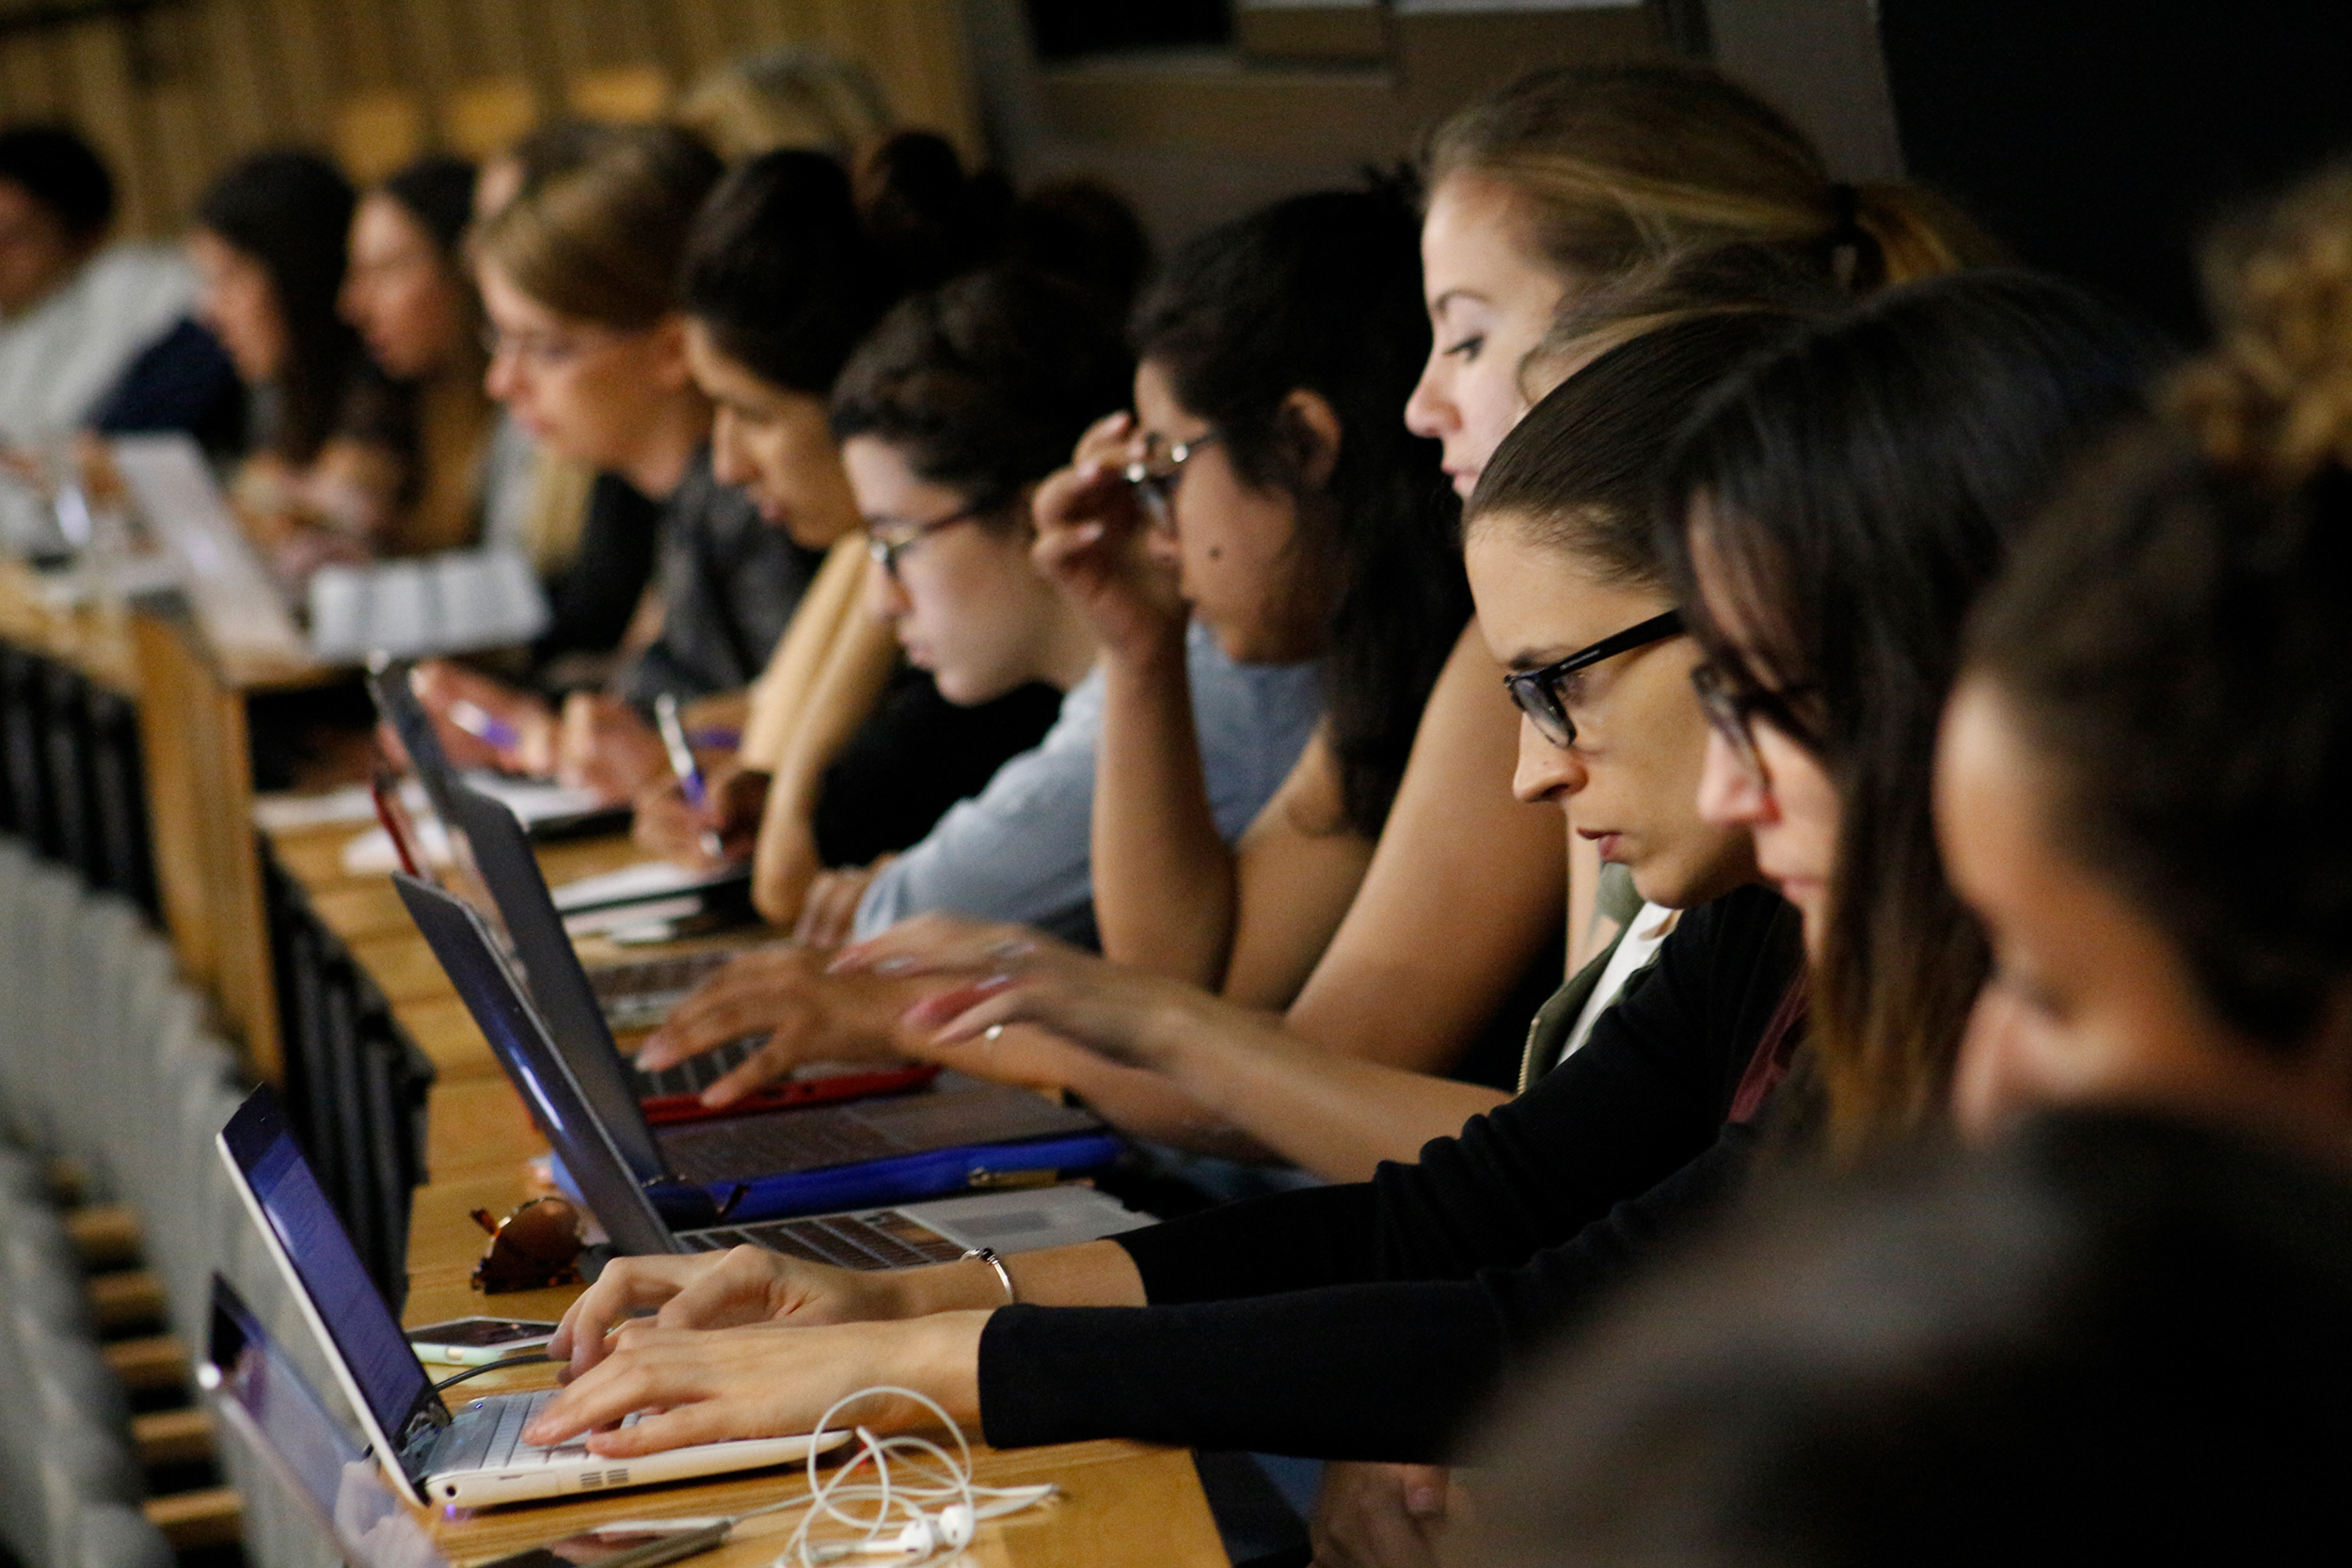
[1424,65,1997,294]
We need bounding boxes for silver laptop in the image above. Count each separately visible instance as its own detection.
[389,875,1148,1264]
[215,1086,843,1509]
[203,1275,458,1568]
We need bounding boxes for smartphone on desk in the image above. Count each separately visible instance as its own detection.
[479,1519,735,1568]
[405,1315,558,1364]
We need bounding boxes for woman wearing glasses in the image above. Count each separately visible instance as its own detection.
[633,145,1089,909]
[756,309,1800,1176]
[516,271,2161,1481]
[408,126,829,803]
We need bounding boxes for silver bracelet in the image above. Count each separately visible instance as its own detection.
[961,1246,1016,1306]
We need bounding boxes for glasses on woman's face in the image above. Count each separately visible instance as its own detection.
[479,320,636,372]
[1502,610,1685,748]
[866,497,994,579]
[1123,429,1221,532]
[1690,660,1821,781]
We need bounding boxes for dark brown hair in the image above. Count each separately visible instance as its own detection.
[1971,430,2352,1048]
[1467,309,1804,590]
[1659,272,2166,1153]
[830,264,1133,514]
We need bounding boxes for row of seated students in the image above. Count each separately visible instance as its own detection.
[460,66,2352,1563]
[528,138,2352,1555]
[16,52,2352,1564]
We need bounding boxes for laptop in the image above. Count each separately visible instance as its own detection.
[396,871,1123,1223]
[391,871,1145,1259]
[397,808,1110,1180]
[202,1275,460,1568]
[215,1087,842,1509]
[363,657,777,1097]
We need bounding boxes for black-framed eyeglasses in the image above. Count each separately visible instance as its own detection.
[1690,660,1822,781]
[866,497,998,579]
[1123,429,1221,532]
[1502,610,1685,748]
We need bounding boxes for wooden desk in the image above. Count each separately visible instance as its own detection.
[253,812,1226,1568]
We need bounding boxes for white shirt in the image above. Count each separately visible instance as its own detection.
[1558,900,1679,1062]
[0,243,195,446]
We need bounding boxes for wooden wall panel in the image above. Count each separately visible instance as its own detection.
[0,0,979,238]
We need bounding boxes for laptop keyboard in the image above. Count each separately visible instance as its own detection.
[659,1110,901,1183]
[685,1209,969,1269]
[628,1033,760,1099]
[590,950,734,1033]
[434,1387,650,1474]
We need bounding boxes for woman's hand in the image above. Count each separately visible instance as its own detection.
[635,942,919,1106]
[830,912,1230,1074]
[408,660,556,775]
[1029,412,1189,657]
[793,858,891,949]
[634,764,766,871]
[1311,1464,1457,1568]
[521,1312,990,1455]
[555,693,672,803]
[546,1246,919,1381]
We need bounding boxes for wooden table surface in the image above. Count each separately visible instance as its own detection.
[258,812,1227,1568]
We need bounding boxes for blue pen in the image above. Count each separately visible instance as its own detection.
[656,693,725,861]
[448,698,519,751]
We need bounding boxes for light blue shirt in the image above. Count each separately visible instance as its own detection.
[854,621,1325,946]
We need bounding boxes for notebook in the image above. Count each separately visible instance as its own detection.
[215,1087,842,1509]
[390,872,1144,1256]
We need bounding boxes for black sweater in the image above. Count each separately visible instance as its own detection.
[977,884,1804,1461]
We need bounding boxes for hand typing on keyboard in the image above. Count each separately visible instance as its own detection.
[522,1313,993,1457]
[546,1244,982,1383]
[633,943,927,1108]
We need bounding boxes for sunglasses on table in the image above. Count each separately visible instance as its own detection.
[1502,610,1686,748]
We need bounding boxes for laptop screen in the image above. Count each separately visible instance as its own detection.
[219,1091,437,1450]
[438,780,668,1181]
[365,657,468,834]
[208,1277,451,1568]
[393,875,675,1257]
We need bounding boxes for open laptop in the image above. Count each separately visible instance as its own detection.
[203,1275,460,1568]
[365,657,751,1056]
[432,772,846,1111]
[391,871,1143,1259]
[398,801,1110,1186]
[396,871,1126,1227]
[215,1087,842,1509]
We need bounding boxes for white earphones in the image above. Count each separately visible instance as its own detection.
[779,1388,1057,1566]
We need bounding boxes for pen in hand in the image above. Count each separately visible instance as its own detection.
[655,693,726,863]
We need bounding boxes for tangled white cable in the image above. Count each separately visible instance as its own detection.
[771,1386,1057,1566]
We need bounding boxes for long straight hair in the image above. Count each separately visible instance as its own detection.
[1660,272,2168,1153]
